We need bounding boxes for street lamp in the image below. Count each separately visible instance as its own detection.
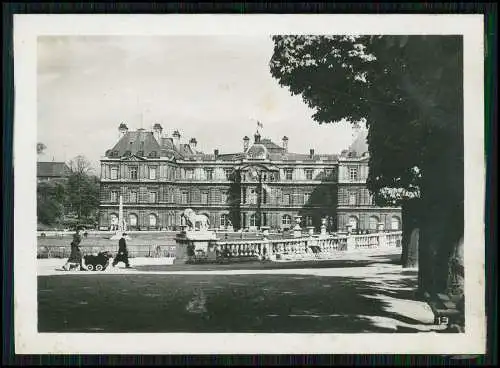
[250,169,263,229]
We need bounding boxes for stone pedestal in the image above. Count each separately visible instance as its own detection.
[293,215,302,238]
[319,218,328,238]
[174,230,217,264]
[346,234,356,250]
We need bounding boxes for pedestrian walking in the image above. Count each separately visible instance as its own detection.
[62,227,85,271]
[112,233,131,268]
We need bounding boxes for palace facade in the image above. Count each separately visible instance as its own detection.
[98,123,401,232]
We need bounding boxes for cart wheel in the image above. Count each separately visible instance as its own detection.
[95,264,103,271]
[86,264,94,271]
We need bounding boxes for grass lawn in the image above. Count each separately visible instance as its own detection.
[38,253,445,333]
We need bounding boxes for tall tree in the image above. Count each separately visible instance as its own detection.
[270,35,463,296]
[66,156,100,222]
[37,181,66,226]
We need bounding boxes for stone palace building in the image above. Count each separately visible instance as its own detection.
[98,123,402,233]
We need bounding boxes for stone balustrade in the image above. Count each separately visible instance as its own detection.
[37,231,402,260]
[215,231,402,261]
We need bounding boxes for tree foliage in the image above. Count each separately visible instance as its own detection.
[270,35,463,294]
[66,156,99,220]
[37,181,66,225]
[37,155,100,228]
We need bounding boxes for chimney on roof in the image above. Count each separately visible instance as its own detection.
[118,123,128,138]
[310,148,315,159]
[172,130,181,149]
[282,136,289,153]
[214,149,219,160]
[153,123,163,143]
[189,138,197,152]
[243,136,250,152]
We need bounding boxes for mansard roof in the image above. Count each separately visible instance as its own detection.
[108,131,161,157]
[104,128,339,162]
[37,162,71,177]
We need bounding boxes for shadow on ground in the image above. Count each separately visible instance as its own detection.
[131,253,401,272]
[38,253,451,334]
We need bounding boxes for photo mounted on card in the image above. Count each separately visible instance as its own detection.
[13,14,486,354]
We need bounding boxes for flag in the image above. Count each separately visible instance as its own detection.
[257,121,263,128]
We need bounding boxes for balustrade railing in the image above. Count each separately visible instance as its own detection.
[215,231,401,261]
[37,231,402,261]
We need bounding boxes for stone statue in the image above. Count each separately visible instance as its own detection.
[182,208,210,231]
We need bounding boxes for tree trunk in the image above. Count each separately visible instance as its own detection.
[401,201,420,268]
[404,228,419,268]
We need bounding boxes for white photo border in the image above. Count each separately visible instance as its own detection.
[14,14,486,354]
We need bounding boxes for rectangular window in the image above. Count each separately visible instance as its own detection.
[129,191,137,202]
[201,192,209,204]
[225,169,232,180]
[304,193,310,204]
[205,169,213,180]
[285,169,293,180]
[110,167,118,180]
[283,194,290,205]
[129,166,138,180]
[110,191,118,202]
[305,169,313,180]
[349,193,357,206]
[149,192,157,203]
[149,167,157,180]
[185,169,194,180]
[221,191,228,203]
[181,191,188,204]
[324,169,333,179]
[349,167,358,181]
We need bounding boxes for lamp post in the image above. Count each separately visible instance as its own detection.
[250,169,263,229]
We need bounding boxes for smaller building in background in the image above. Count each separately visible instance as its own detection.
[37,162,71,183]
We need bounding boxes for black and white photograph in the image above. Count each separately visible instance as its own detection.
[14,14,486,354]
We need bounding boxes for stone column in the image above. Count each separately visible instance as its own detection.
[378,222,387,246]
[346,224,355,250]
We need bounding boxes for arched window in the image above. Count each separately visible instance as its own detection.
[220,214,229,227]
[369,216,379,231]
[348,216,359,230]
[248,188,257,204]
[249,213,257,227]
[305,215,313,226]
[282,214,292,227]
[149,214,157,227]
[391,216,401,230]
[129,213,138,227]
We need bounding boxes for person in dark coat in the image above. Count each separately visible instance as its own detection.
[112,233,131,268]
[63,228,85,271]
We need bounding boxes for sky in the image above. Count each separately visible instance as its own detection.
[37,36,356,171]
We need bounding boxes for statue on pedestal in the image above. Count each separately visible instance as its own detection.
[182,208,210,232]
